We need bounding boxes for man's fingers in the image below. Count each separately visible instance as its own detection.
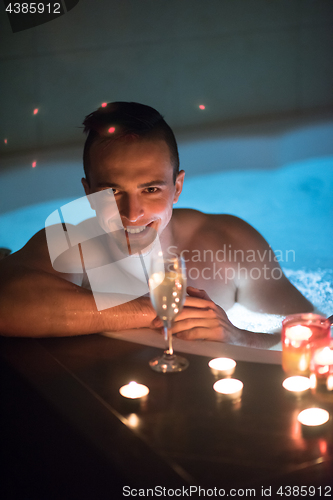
[187,286,211,301]
[183,295,216,309]
[175,326,223,341]
[152,291,217,329]
[151,298,217,327]
[174,307,217,323]
[172,317,219,334]
[152,302,223,328]
[176,327,209,340]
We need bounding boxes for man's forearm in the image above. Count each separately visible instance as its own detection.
[0,268,155,337]
[235,327,281,349]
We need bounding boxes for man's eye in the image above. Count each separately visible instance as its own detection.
[145,187,159,193]
[105,188,118,195]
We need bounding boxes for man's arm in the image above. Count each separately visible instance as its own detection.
[154,287,281,349]
[157,216,313,349]
[0,230,155,337]
[231,216,313,315]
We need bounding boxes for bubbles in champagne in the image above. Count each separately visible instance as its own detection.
[149,271,186,322]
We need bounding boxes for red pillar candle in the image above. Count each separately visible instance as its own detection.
[282,314,330,376]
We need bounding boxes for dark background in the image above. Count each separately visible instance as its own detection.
[1,0,333,158]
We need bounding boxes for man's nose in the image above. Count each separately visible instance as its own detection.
[119,194,144,223]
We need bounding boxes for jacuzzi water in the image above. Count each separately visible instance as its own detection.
[0,154,332,334]
[178,155,333,328]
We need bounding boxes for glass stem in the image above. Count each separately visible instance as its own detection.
[163,322,173,357]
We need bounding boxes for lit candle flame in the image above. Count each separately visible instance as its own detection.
[314,347,333,366]
[285,325,312,341]
[282,376,311,393]
[297,408,329,426]
[327,375,333,391]
[119,381,149,399]
[209,358,236,376]
[213,378,243,395]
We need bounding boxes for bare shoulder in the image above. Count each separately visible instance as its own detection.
[173,208,208,225]
[172,208,211,244]
[174,210,255,232]
[206,214,269,249]
[0,222,85,281]
[2,228,51,271]
[173,210,270,253]
[0,228,55,292]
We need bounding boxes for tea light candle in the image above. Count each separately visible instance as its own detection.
[282,376,311,394]
[213,378,243,400]
[208,357,236,377]
[119,381,149,399]
[297,408,330,427]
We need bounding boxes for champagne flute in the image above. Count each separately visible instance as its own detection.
[148,255,189,373]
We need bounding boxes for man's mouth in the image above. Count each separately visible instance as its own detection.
[124,221,155,234]
[126,225,147,234]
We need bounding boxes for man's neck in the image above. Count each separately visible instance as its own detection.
[159,216,178,258]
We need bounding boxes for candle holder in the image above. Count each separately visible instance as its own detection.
[282,313,330,376]
[310,340,333,392]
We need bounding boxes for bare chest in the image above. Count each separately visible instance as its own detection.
[176,245,237,311]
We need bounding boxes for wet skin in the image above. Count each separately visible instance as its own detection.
[79,137,313,346]
[0,137,313,345]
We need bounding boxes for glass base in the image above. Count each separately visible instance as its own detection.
[149,353,189,373]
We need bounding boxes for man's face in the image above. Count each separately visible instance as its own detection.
[82,138,184,254]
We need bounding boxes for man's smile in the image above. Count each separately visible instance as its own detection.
[124,220,156,236]
[125,225,147,234]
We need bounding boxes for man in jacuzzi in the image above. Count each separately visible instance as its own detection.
[0,102,313,347]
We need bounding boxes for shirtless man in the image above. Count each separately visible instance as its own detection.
[0,102,313,347]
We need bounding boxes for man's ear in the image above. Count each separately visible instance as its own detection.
[173,170,185,204]
[81,178,95,210]
[81,177,90,196]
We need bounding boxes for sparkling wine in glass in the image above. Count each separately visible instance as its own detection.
[148,255,189,372]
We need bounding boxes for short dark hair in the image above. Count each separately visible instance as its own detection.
[83,102,179,183]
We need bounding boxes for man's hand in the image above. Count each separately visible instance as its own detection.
[172,286,243,343]
[153,286,242,343]
[152,286,281,349]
